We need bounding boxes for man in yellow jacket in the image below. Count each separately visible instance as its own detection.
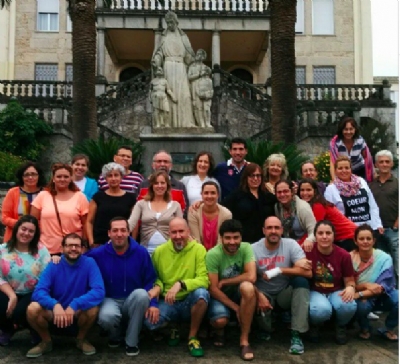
[145,217,209,357]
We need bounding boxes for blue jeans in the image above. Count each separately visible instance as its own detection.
[378,228,399,277]
[356,289,399,331]
[309,290,357,326]
[144,288,209,330]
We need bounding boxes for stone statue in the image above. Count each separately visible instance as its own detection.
[188,49,207,127]
[151,11,196,128]
[195,65,214,128]
[149,67,177,128]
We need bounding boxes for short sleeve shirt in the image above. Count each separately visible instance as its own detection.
[306,245,355,294]
[206,242,255,295]
[252,238,305,295]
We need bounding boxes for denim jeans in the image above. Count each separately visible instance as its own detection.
[309,290,357,326]
[356,289,399,331]
[377,228,399,277]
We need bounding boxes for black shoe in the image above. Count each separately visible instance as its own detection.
[126,345,140,356]
[108,339,121,348]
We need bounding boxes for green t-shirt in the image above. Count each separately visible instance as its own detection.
[205,242,255,295]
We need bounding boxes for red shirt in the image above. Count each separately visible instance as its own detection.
[312,203,357,241]
[306,245,355,294]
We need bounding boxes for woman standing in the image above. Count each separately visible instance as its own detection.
[86,163,136,246]
[350,224,398,341]
[306,221,357,345]
[263,153,289,194]
[1,162,46,243]
[0,215,50,346]
[223,163,276,243]
[275,180,316,251]
[181,151,220,206]
[128,170,182,254]
[299,178,357,252]
[324,156,383,232]
[188,181,232,250]
[31,163,89,255]
[71,154,98,201]
[329,116,374,182]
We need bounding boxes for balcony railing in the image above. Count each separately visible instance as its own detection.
[97,0,269,14]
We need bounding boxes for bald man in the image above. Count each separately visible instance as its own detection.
[252,217,312,355]
[144,218,209,357]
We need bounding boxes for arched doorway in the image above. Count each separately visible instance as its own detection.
[231,68,254,84]
[119,67,143,82]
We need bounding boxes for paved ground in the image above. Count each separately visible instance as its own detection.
[0,317,398,364]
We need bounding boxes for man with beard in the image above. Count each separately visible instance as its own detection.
[252,217,312,355]
[26,233,105,358]
[144,217,209,357]
[136,150,189,216]
[206,219,256,361]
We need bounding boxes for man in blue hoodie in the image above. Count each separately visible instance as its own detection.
[26,233,105,358]
[86,217,158,357]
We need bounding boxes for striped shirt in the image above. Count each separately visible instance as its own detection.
[98,171,144,193]
[334,136,367,171]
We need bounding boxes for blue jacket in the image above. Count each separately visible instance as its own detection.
[86,237,157,306]
[83,177,99,201]
[32,255,105,311]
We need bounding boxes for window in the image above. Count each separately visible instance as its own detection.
[35,63,58,96]
[295,0,305,34]
[37,0,59,31]
[65,64,73,82]
[313,66,335,84]
[312,0,334,35]
[296,66,306,84]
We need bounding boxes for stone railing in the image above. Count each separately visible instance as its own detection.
[97,0,269,13]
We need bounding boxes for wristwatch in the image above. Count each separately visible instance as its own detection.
[179,280,187,290]
[359,291,364,298]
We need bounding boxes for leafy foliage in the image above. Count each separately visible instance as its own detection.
[0,101,53,161]
[0,151,27,183]
[222,139,310,180]
[71,136,145,178]
[314,151,331,183]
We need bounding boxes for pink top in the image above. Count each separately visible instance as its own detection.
[32,191,89,254]
[202,213,218,251]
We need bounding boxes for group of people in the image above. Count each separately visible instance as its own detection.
[0,116,398,360]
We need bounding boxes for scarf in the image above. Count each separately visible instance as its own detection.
[333,174,361,197]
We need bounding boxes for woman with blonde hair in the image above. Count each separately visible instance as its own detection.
[128,170,182,254]
[264,153,289,194]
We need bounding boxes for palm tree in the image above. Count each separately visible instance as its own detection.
[1,0,98,144]
[269,0,297,144]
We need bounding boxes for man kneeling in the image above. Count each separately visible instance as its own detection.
[206,219,257,361]
[145,218,209,357]
[26,234,105,358]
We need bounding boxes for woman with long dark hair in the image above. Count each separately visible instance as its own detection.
[0,215,50,346]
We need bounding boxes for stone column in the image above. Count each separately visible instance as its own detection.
[212,30,221,86]
[97,28,106,77]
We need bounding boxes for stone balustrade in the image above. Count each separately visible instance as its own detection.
[97,0,269,13]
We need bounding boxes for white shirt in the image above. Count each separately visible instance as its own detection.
[74,177,87,192]
[181,175,221,206]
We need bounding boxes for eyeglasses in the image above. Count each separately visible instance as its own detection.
[23,173,39,178]
[64,244,82,249]
[276,189,291,195]
[249,174,262,179]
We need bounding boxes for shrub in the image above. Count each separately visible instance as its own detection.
[0,101,53,161]
[222,139,310,180]
[71,136,145,178]
[314,151,331,183]
[0,151,27,183]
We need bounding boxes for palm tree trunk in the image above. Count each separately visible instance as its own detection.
[69,0,97,143]
[269,0,297,144]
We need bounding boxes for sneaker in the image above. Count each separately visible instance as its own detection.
[168,328,180,347]
[0,330,13,346]
[76,338,96,355]
[335,325,347,345]
[368,312,379,320]
[108,339,121,348]
[289,331,304,355]
[26,341,53,358]
[126,345,140,356]
[308,326,320,343]
[188,337,204,357]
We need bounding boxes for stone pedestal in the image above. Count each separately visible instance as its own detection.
[140,133,227,178]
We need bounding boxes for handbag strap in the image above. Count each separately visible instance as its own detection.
[52,195,64,236]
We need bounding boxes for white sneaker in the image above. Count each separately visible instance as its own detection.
[367,312,379,320]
